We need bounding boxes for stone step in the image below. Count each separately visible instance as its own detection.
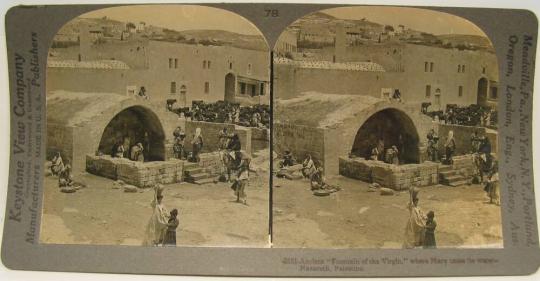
[444,174,463,182]
[438,165,453,172]
[449,179,469,187]
[195,177,217,185]
[184,163,199,169]
[439,170,457,177]
[190,172,215,181]
[185,167,205,174]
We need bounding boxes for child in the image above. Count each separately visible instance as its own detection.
[163,209,179,246]
[423,211,437,249]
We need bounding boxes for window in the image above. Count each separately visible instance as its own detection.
[174,58,178,69]
[490,87,498,99]
[170,82,176,94]
[168,58,173,68]
[458,65,461,73]
[204,82,210,94]
[247,63,252,74]
[430,62,434,72]
[180,85,187,95]
[424,62,429,72]
[458,86,463,97]
[250,84,256,97]
[240,82,246,95]
[483,67,486,74]
[229,62,233,70]
[203,60,207,69]
[260,83,265,96]
[461,65,465,73]
[425,85,431,98]
[207,60,211,69]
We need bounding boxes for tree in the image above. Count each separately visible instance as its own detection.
[384,25,394,32]
[126,22,136,29]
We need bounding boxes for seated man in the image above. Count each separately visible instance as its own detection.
[58,163,74,187]
[302,154,316,178]
[279,150,295,168]
[310,167,327,190]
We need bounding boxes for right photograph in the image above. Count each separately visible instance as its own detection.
[272,6,502,249]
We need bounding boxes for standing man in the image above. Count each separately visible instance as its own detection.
[403,187,426,249]
[426,129,439,162]
[233,158,250,205]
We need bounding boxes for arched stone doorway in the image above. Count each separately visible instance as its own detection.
[350,108,420,164]
[477,77,488,106]
[224,73,236,102]
[98,105,166,161]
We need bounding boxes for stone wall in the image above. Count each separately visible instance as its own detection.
[273,123,326,169]
[449,154,476,178]
[46,123,74,162]
[251,127,269,151]
[86,155,184,187]
[339,157,439,190]
[437,124,497,156]
[198,152,223,175]
[184,121,253,155]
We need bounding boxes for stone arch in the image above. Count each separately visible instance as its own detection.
[224,72,236,102]
[477,77,488,106]
[97,105,166,161]
[350,107,420,164]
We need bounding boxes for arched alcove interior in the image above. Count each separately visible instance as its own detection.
[98,106,165,161]
[351,108,420,164]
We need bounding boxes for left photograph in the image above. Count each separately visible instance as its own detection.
[42,5,271,247]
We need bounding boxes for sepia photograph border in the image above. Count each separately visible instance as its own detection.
[1,2,540,277]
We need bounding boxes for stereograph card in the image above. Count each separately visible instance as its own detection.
[0,1,539,277]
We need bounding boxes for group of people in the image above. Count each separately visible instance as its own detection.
[403,187,437,249]
[110,132,150,163]
[423,104,497,128]
[368,138,403,165]
[426,129,456,165]
[471,131,499,205]
[172,126,204,163]
[169,100,270,129]
[278,151,339,193]
[217,127,252,205]
[143,185,179,247]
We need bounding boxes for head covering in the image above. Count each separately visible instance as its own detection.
[194,127,202,139]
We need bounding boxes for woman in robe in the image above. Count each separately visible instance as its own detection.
[444,130,456,165]
[403,188,426,249]
[191,128,204,163]
[143,185,169,246]
[130,143,144,162]
[51,152,64,176]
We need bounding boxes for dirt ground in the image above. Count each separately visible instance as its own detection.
[40,171,270,247]
[272,175,503,249]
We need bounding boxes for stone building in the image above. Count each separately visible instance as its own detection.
[274,29,298,57]
[274,27,499,109]
[47,27,270,107]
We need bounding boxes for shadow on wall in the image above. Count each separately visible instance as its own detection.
[98,105,166,161]
[351,108,420,163]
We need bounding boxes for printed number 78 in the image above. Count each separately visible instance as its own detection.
[265,9,279,17]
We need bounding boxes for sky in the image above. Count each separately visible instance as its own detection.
[81,5,263,36]
[323,6,487,36]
